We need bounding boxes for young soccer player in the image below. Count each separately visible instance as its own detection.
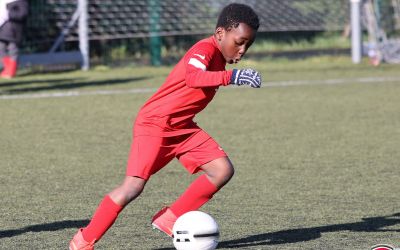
[69,3,261,250]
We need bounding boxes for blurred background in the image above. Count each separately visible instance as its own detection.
[20,0,400,71]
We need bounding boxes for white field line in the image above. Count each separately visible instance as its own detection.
[0,76,399,100]
[266,76,400,87]
[0,87,158,100]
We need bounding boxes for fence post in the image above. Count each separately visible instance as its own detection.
[149,0,162,66]
[78,0,89,70]
[351,0,362,63]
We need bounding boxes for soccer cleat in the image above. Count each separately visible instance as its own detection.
[69,228,95,250]
[151,207,177,237]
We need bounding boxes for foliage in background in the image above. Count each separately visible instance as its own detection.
[291,1,349,32]
[86,32,351,67]
[251,32,350,53]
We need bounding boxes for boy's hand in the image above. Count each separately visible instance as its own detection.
[230,69,262,88]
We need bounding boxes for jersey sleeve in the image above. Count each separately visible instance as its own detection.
[184,43,233,88]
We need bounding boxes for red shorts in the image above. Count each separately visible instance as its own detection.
[125,130,227,180]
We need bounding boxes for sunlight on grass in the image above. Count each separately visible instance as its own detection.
[1,56,400,249]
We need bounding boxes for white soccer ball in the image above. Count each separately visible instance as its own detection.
[172,211,219,250]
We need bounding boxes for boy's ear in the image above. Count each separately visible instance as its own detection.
[215,27,225,41]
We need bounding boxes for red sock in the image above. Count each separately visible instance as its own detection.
[82,195,123,242]
[170,174,218,217]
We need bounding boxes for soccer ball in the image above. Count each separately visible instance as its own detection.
[172,211,219,250]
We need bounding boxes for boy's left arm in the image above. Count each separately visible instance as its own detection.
[185,67,233,88]
[186,66,262,88]
[185,49,261,88]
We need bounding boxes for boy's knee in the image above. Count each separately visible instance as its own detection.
[220,164,234,184]
[116,176,146,203]
[128,181,145,193]
[203,158,235,187]
[216,162,233,178]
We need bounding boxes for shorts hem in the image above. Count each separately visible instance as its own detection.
[185,152,228,174]
[125,171,150,180]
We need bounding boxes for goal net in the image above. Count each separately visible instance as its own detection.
[362,0,400,64]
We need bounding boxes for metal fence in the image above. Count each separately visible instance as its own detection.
[22,0,351,68]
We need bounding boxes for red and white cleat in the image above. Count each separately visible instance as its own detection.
[151,207,177,237]
[69,228,95,250]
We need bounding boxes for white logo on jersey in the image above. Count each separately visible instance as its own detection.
[188,58,206,71]
[194,54,206,60]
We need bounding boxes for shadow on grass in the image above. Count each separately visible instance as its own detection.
[0,76,151,94]
[0,78,84,88]
[2,213,399,247]
[153,213,400,249]
[0,219,90,239]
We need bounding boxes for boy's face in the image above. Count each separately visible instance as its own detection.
[215,23,256,64]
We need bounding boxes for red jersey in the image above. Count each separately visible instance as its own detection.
[134,36,233,137]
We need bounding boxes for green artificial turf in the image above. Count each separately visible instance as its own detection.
[1,56,400,249]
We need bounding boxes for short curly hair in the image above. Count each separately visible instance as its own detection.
[216,3,260,31]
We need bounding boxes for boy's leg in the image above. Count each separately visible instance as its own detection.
[0,40,7,61]
[0,41,8,75]
[70,176,146,249]
[169,157,234,217]
[81,195,123,242]
[152,135,233,236]
[152,157,233,237]
[71,135,173,248]
[82,176,146,242]
[7,42,19,62]
[1,42,18,78]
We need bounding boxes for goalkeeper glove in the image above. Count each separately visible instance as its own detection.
[230,69,262,88]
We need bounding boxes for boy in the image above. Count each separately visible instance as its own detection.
[69,3,261,250]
